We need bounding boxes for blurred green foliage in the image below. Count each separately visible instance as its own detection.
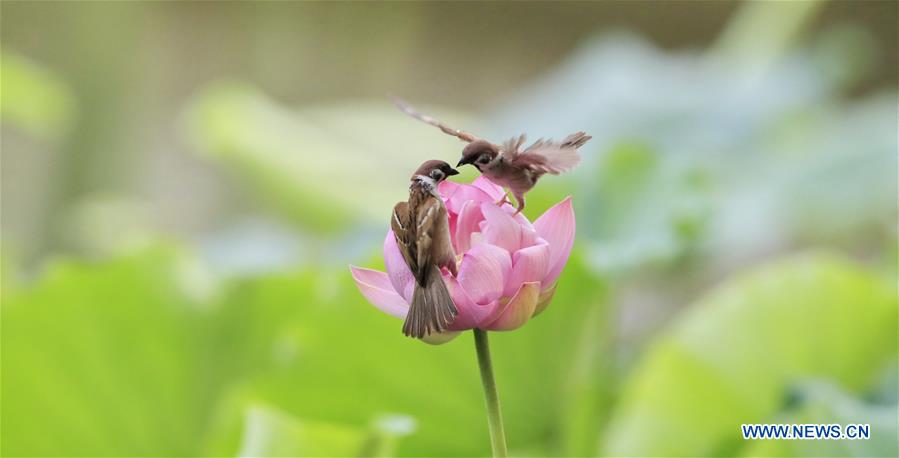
[183,80,480,234]
[0,51,73,140]
[1,247,611,457]
[744,381,898,457]
[602,254,897,456]
[3,246,893,456]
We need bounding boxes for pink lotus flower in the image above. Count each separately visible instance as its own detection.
[350,177,575,344]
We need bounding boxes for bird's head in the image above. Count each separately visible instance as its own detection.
[457,140,499,171]
[412,160,459,183]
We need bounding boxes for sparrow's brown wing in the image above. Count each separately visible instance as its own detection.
[508,132,591,174]
[391,201,418,277]
[412,196,443,284]
[500,134,527,160]
[501,134,549,170]
[391,97,481,143]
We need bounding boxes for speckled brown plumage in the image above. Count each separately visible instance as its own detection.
[391,160,459,338]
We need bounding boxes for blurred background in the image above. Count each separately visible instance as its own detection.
[1,1,896,457]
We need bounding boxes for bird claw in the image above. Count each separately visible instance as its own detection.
[445,261,459,278]
[497,193,525,216]
[513,198,525,216]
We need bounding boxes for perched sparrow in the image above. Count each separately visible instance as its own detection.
[393,98,591,214]
[391,160,460,338]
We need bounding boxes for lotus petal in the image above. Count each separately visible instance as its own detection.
[471,176,507,201]
[350,266,408,318]
[454,200,484,254]
[505,243,550,296]
[421,330,461,345]
[446,276,497,331]
[383,231,415,302]
[533,197,575,286]
[438,180,495,214]
[483,282,541,331]
[481,202,521,253]
[458,243,511,305]
[533,283,557,316]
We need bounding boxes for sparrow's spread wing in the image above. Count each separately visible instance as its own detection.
[392,97,480,143]
[413,196,443,283]
[507,132,591,174]
[499,134,527,161]
[391,201,418,277]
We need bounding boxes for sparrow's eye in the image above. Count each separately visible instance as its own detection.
[430,169,444,181]
[477,155,490,164]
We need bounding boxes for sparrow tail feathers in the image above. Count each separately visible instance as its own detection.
[543,132,591,173]
[540,147,582,174]
[403,266,458,338]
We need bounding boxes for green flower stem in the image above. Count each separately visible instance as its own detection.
[473,329,508,457]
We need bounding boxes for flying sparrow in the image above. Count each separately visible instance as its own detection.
[391,159,460,338]
[392,98,591,214]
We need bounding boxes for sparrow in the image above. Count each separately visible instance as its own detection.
[392,98,591,214]
[391,159,460,338]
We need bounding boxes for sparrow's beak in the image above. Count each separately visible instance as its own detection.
[456,157,472,167]
[447,167,460,176]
